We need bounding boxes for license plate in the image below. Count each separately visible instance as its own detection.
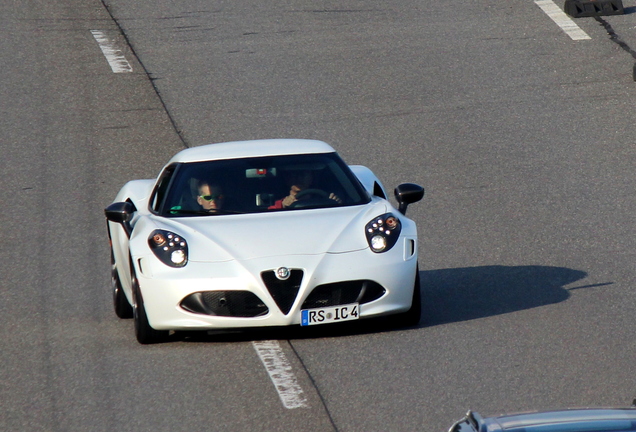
[301,303,359,326]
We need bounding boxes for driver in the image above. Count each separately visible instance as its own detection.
[269,170,340,209]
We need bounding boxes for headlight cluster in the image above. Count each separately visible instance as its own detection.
[365,213,401,253]
[148,229,188,267]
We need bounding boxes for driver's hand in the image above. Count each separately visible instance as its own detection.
[282,194,297,208]
[282,185,302,208]
[329,193,342,203]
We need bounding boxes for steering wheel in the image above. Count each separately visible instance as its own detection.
[295,188,329,200]
[288,188,335,209]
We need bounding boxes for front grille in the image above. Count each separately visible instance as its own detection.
[180,291,268,317]
[261,269,303,315]
[301,280,386,309]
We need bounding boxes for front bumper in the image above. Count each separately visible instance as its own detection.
[134,238,418,331]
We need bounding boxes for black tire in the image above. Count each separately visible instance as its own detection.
[111,249,133,319]
[131,267,169,344]
[392,268,422,328]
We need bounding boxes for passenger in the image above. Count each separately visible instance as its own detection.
[196,181,224,212]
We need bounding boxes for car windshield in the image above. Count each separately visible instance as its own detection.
[155,152,371,216]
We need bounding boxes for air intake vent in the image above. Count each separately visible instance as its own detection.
[180,291,268,317]
[261,270,303,314]
[301,280,386,309]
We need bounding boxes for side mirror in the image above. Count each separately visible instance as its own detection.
[394,183,424,215]
[105,201,136,237]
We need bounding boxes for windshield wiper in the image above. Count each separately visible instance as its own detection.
[209,209,248,215]
[168,209,247,216]
[168,209,210,216]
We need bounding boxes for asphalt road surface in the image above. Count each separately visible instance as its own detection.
[2,0,636,431]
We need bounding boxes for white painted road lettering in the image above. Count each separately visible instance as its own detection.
[534,0,591,41]
[252,340,308,409]
[90,30,133,73]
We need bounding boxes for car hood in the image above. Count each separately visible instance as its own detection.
[159,202,389,262]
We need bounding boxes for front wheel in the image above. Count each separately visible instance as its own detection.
[131,269,169,344]
[113,272,133,319]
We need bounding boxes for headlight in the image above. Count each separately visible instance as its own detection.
[148,229,188,267]
[365,213,401,253]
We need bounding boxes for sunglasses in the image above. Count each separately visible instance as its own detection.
[199,194,224,201]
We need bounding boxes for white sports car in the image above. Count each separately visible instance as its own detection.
[105,139,424,344]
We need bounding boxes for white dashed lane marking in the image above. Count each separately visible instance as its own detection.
[252,340,309,409]
[534,0,592,41]
[90,30,133,73]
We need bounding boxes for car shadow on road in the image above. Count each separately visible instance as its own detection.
[174,265,588,343]
[420,265,587,326]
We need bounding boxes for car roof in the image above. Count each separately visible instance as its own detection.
[167,139,336,164]
[486,408,636,431]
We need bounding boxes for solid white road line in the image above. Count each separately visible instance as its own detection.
[252,340,309,409]
[90,30,133,73]
[534,0,591,41]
